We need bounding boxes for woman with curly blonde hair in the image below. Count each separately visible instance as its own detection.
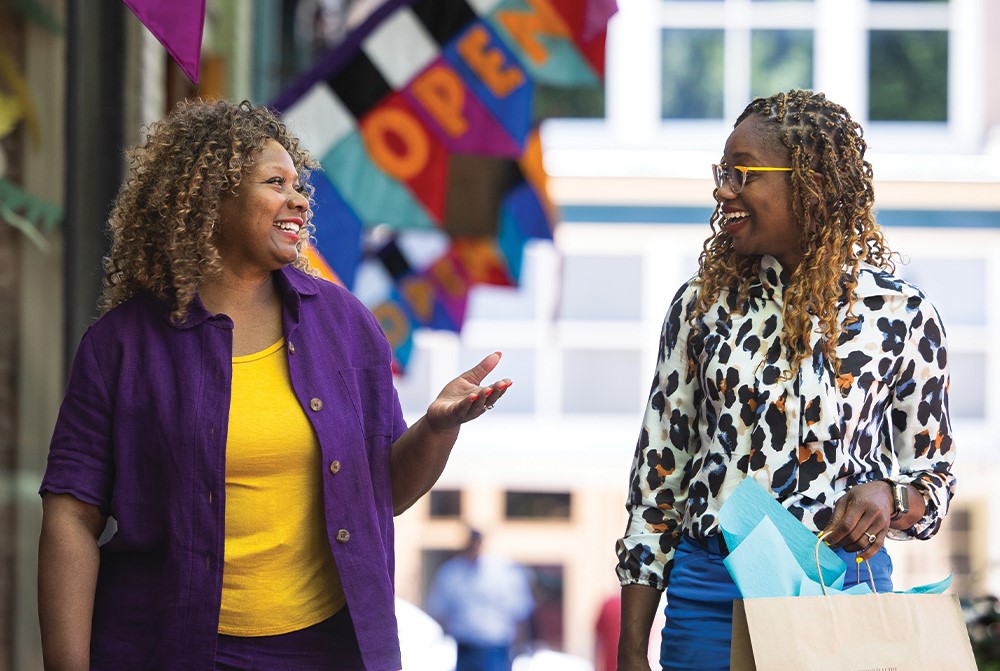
[616,90,956,670]
[38,98,512,671]
[99,98,319,323]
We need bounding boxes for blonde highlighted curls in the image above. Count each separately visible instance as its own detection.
[100,98,318,323]
[693,89,897,379]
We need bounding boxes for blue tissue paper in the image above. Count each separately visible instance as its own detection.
[717,477,952,598]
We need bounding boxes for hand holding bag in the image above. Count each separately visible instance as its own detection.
[720,478,976,670]
[730,538,977,670]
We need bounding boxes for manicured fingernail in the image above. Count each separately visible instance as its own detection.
[484,388,494,397]
[470,395,478,402]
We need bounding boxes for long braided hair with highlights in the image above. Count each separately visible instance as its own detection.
[693,89,896,379]
[100,99,318,323]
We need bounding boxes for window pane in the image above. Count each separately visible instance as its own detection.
[560,255,643,320]
[662,29,724,119]
[895,258,986,326]
[868,30,948,121]
[505,491,572,519]
[428,489,462,518]
[533,83,605,120]
[947,352,985,419]
[751,30,813,99]
[563,349,643,413]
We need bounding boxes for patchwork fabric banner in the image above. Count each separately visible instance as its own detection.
[274,0,614,369]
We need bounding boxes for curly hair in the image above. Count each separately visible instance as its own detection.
[100,98,318,322]
[692,89,897,380]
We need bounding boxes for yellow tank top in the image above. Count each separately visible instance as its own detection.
[219,338,345,636]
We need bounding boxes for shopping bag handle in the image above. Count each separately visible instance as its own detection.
[815,531,877,595]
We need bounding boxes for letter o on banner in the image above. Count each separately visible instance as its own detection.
[362,107,430,182]
[373,300,411,349]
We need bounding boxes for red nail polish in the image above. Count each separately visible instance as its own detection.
[470,395,478,402]
[484,388,494,397]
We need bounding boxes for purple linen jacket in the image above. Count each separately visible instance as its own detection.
[40,266,408,670]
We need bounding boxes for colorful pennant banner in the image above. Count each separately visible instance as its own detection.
[274,0,614,369]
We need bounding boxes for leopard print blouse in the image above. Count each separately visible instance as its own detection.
[616,255,956,589]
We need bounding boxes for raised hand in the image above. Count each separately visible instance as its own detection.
[425,351,513,433]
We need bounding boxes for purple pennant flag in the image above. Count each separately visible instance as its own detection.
[122,0,206,84]
[584,0,619,41]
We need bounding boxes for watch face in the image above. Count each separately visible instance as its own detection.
[896,484,910,514]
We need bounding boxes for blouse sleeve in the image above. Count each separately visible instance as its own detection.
[616,282,701,589]
[39,327,115,513]
[887,295,956,541]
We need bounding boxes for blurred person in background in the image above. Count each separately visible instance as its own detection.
[37,98,511,671]
[594,593,621,671]
[426,527,535,671]
[615,89,956,671]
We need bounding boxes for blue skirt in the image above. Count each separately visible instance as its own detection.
[659,536,893,671]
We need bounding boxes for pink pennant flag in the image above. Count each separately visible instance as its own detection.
[122,0,206,84]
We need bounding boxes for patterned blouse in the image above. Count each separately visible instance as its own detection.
[616,255,956,590]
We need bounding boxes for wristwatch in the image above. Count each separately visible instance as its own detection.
[884,479,909,520]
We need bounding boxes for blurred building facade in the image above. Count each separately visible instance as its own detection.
[1,0,998,668]
[393,0,1000,661]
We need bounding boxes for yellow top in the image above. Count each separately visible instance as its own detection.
[219,338,344,636]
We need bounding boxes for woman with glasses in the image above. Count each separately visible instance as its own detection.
[615,89,956,671]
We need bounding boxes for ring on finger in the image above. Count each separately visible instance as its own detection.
[484,404,495,410]
[865,531,877,544]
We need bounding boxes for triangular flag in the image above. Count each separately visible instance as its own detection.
[121,0,206,84]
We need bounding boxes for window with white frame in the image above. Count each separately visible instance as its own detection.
[541,0,985,162]
[656,0,956,123]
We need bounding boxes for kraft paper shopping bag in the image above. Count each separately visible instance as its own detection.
[730,591,976,671]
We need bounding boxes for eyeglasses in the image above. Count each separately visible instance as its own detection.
[712,163,793,194]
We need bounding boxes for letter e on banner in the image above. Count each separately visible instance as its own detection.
[456,25,525,98]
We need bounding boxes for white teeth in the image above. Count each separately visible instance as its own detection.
[722,211,749,225]
[275,222,300,233]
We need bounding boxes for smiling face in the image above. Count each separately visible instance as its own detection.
[214,139,310,277]
[716,115,803,273]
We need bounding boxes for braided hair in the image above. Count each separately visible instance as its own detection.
[100,99,318,323]
[692,89,896,379]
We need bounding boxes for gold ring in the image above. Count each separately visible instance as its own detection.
[865,532,877,544]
